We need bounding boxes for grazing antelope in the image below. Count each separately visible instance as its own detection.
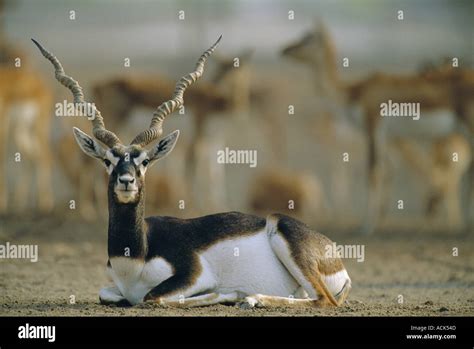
[282,24,474,233]
[0,62,54,213]
[33,37,351,308]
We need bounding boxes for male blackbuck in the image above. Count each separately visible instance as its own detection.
[282,24,474,233]
[33,37,351,308]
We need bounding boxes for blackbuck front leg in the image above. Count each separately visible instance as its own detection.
[143,256,243,307]
[99,286,131,307]
[135,261,243,307]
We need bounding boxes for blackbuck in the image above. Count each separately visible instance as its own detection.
[282,24,474,233]
[33,37,351,308]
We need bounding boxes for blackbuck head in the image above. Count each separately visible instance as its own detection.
[32,37,221,205]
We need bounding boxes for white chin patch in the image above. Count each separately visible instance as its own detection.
[115,190,138,203]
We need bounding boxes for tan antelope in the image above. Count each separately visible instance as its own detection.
[33,36,351,308]
[282,24,474,233]
[0,58,54,213]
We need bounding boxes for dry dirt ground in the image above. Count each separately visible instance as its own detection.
[1,215,473,317]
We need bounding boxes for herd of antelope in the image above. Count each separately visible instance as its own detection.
[1,23,473,238]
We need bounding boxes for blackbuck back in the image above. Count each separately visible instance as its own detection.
[33,36,351,309]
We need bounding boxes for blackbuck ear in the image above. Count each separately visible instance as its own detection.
[72,127,107,159]
[148,130,180,165]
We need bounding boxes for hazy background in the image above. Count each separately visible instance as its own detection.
[4,0,472,71]
[0,0,473,232]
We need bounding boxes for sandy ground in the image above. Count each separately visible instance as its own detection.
[1,215,473,317]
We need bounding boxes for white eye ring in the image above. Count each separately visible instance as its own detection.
[102,158,115,175]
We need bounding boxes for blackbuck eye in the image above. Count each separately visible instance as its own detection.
[142,159,149,167]
[103,159,111,167]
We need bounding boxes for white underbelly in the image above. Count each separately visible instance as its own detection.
[109,231,304,304]
[201,230,300,297]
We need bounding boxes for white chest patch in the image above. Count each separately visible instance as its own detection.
[108,256,174,305]
[200,230,300,297]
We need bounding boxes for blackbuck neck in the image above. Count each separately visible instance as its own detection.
[107,184,147,259]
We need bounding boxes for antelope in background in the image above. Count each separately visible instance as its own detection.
[0,41,54,213]
[33,36,351,308]
[282,24,474,233]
